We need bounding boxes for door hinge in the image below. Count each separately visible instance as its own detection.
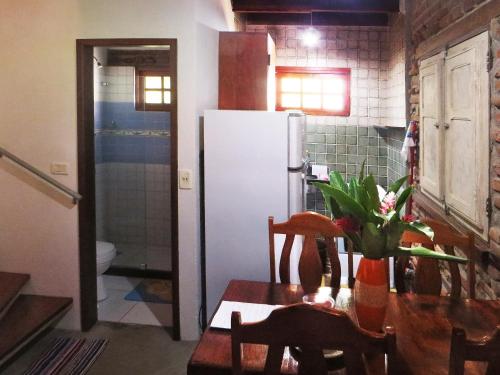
[268,54,271,66]
[487,48,493,72]
[486,197,492,219]
[444,202,451,215]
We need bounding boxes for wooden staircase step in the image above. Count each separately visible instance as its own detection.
[0,294,72,365]
[0,272,30,317]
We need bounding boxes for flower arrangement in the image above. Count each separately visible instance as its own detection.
[312,166,466,263]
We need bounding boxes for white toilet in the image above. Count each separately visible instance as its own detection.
[96,241,117,301]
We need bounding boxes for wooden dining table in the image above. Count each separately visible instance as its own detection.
[187,280,500,374]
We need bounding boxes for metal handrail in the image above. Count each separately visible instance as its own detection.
[0,146,82,204]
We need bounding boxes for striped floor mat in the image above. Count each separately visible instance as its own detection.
[24,337,108,375]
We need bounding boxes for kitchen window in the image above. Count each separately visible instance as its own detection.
[135,69,172,111]
[275,67,350,116]
[419,31,489,239]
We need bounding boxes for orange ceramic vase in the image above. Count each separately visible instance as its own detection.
[354,257,389,332]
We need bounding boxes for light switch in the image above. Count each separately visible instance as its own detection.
[179,169,193,189]
[50,162,69,175]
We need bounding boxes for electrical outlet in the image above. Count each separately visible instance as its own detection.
[179,169,193,189]
[50,162,69,175]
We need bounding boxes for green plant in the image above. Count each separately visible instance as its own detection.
[312,165,466,263]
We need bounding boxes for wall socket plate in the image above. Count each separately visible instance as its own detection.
[50,162,69,175]
[179,169,193,189]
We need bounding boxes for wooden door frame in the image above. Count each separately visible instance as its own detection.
[76,38,180,340]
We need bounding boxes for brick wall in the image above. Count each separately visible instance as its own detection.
[409,0,500,299]
[412,0,489,48]
[488,17,500,297]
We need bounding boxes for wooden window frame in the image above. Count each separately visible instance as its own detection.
[135,69,174,111]
[275,67,351,116]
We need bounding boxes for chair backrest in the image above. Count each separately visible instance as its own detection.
[396,218,476,299]
[231,303,397,375]
[268,212,344,293]
[449,325,500,375]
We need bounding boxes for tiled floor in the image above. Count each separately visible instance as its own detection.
[98,275,172,326]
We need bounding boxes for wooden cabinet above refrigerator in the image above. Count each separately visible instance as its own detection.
[218,32,276,110]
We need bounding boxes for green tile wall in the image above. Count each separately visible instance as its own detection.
[386,128,407,186]
[306,124,407,214]
[306,124,388,185]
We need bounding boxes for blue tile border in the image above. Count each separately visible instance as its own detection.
[95,134,170,165]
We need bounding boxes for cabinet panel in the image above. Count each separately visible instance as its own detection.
[444,32,489,231]
[418,31,489,238]
[444,48,477,222]
[419,54,444,200]
[218,32,274,110]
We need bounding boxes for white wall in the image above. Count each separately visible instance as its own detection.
[384,13,406,127]
[0,0,233,340]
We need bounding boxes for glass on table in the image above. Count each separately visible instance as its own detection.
[302,287,335,308]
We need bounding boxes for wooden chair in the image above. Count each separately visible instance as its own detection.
[396,218,476,299]
[231,303,397,375]
[268,212,344,293]
[449,325,500,375]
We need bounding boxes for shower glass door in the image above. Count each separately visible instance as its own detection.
[94,45,173,273]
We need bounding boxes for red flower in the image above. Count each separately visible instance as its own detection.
[402,214,416,223]
[335,217,360,233]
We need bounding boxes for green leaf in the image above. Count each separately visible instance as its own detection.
[328,197,343,218]
[372,209,396,223]
[361,222,386,259]
[348,178,356,200]
[388,175,409,194]
[346,233,363,253]
[362,175,380,211]
[350,178,362,204]
[312,182,343,217]
[367,212,385,226]
[395,186,413,214]
[404,221,434,240]
[315,184,369,223]
[358,159,366,181]
[329,171,348,193]
[387,246,468,264]
[385,222,405,252]
[357,184,372,211]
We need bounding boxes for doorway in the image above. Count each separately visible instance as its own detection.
[76,39,179,339]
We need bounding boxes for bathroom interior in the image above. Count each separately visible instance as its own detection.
[93,45,173,326]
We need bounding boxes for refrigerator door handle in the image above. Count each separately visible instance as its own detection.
[288,166,304,172]
[288,159,308,173]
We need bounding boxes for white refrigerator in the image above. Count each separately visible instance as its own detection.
[203,110,306,320]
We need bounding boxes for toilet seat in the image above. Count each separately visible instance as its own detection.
[96,241,116,262]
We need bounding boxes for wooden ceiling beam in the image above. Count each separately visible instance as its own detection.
[232,0,399,14]
[245,12,388,26]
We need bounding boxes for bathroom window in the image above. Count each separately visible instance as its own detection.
[276,67,350,116]
[135,69,172,111]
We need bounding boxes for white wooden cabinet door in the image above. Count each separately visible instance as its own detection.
[444,31,489,231]
[419,53,445,201]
